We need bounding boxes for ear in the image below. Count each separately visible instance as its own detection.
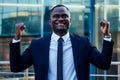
[69,17,71,25]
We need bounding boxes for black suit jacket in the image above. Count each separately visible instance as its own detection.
[10,33,114,80]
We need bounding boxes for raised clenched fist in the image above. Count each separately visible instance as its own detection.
[14,23,25,40]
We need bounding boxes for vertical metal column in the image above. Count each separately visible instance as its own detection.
[89,0,95,42]
[103,0,107,80]
[24,69,28,80]
[104,0,107,19]
[0,0,4,35]
[89,0,97,80]
[41,0,44,37]
[103,70,107,80]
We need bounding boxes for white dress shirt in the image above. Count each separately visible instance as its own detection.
[48,32,78,80]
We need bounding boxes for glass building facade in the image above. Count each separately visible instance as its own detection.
[0,0,120,80]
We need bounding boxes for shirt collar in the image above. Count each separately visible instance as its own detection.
[51,32,70,42]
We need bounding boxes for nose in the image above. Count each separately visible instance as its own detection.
[58,16,64,21]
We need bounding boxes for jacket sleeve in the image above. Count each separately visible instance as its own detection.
[9,41,32,72]
[89,39,114,70]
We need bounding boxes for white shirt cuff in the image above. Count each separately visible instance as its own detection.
[12,38,20,43]
[103,37,112,42]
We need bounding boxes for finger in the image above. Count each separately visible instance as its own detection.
[100,20,105,27]
[107,21,110,28]
[20,25,25,30]
[100,19,110,28]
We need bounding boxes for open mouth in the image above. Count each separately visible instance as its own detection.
[57,23,64,26]
[56,23,65,29]
[56,22,67,26]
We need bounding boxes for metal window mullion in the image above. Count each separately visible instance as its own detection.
[41,0,44,37]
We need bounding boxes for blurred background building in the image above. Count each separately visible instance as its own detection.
[0,0,120,80]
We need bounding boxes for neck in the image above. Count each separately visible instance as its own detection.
[54,31,68,37]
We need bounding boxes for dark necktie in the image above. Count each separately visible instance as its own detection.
[57,38,63,80]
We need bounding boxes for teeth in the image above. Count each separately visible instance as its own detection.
[57,24,64,25]
[58,23,65,24]
[55,22,67,25]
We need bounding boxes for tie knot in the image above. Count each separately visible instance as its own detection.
[58,38,63,42]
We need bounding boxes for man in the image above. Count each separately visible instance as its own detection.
[10,4,114,80]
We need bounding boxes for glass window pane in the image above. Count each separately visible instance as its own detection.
[96,0,104,5]
[18,0,29,4]
[0,6,2,35]
[18,0,41,4]
[30,0,41,4]
[47,0,59,5]
[1,6,41,36]
[62,0,83,5]
[70,8,84,35]
[4,0,17,3]
[2,6,17,36]
[106,0,119,5]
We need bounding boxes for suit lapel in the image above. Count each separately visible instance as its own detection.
[42,34,51,79]
[70,33,79,71]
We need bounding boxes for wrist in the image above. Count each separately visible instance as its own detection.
[14,35,20,40]
[104,33,111,38]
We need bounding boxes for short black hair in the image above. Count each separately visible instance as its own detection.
[50,4,69,14]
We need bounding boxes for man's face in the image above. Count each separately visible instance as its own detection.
[49,6,71,35]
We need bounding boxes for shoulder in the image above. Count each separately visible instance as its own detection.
[70,33,89,42]
[31,34,51,44]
